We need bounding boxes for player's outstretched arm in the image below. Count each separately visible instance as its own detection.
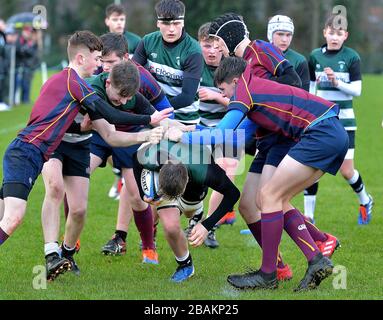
[188,164,240,247]
[178,109,251,145]
[159,118,196,133]
[150,108,174,125]
[201,164,241,231]
[86,97,152,126]
[92,118,164,147]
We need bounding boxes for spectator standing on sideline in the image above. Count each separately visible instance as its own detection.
[0,19,9,111]
[14,26,39,105]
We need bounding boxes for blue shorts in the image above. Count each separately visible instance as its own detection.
[245,137,257,156]
[90,131,141,169]
[249,134,296,174]
[2,138,45,199]
[347,130,355,149]
[288,116,349,175]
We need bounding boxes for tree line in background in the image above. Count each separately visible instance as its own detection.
[1,0,383,72]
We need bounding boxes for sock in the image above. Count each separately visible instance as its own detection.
[303,182,318,220]
[248,221,285,268]
[61,243,76,257]
[115,230,127,242]
[63,194,69,220]
[260,211,284,274]
[44,242,59,257]
[133,206,155,250]
[0,227,9,245]
[303,196,316,220]
[301,214,327,242]
[112,167,121,177]
[175,252,192,267]
[348,170,370,205]
[248,221,262,246]
[284,209,319,262]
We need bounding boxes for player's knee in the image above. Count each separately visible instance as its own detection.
[10,214,23,228]
[123,184,145,209]
[162,219,181,239]
[129,195,146,210]
[255,192,263,212]
[46,181,65,201]
[259,184,280,208]
[2,211,24,232]
[68,205,87,220]
[340,166,354,180]
[238,196,252,217]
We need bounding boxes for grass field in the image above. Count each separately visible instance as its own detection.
[0,72,382,300]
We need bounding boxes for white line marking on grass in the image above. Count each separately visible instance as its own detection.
[220,285,241,298]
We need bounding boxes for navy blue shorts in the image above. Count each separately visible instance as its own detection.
[288,116,349,175]
[90,131,141,169]
[347,130,355,149]
[2,138,45,199]
[249,134,296,174]
[245,137,257,156]
[50,139,91,178]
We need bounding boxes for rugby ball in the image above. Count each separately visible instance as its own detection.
[141,169,161,201]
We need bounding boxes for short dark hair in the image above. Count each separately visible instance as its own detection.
[109,61,140,97]
[155,0,185,20]
[159,160,188,200]
[67,31,103,61]
[198,22,212,41]
[214,56,247,85]
[100,32,129,58]
[105,3,126,18]
[324,14,348,31]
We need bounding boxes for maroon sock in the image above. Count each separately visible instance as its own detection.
[284,209,320,262]
[133,206,155,250]
[247,221,262,246]
[248,221,285,268]
[0,227,9,245]
[260,211,284,274]
[302,214,327,242]
[63,194,69,220]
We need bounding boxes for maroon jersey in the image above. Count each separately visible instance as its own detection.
[18,68,98,159]
[243,40,291,79]
[229,67,338,140]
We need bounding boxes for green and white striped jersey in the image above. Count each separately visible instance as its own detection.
[197,64,227,127]
[309,45,362,131]
[139,31,203,124]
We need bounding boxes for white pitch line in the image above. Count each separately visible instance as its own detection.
[220,285,241,298]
